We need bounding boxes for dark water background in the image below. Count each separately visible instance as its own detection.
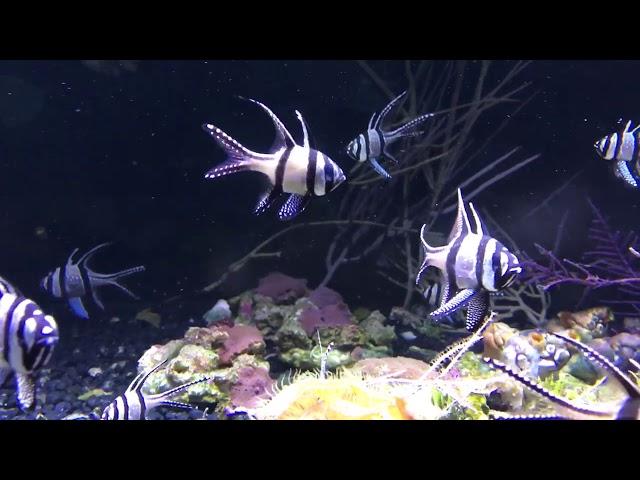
[0,60,638,328]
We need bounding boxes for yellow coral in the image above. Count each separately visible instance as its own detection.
[252,370,413,420]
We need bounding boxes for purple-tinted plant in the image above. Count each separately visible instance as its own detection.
[524,200,640,317]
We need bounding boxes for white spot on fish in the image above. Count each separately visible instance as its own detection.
[42,326,53,335]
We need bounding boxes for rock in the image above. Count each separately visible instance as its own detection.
[219,325,265,365]
[228,365,275,410]
[203,299,232,326]
[88,367,103,378]
[184,326,228,349]
[298,301,354,336]
[549,307,613,341]
[135,308,162,328]
[405,346,438,362]
[138,340,186,372]
[359,311,396,346]
[274,312,313,351]
[565,355,600,384]
[255,272,308,303]
[353,307,371,323]
[279,347,353,370]
[350,346,392,361]
[389,307,423,329]
[352,356,431,380]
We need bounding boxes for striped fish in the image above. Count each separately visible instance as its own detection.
[346,90,434,179]
[594,120,640,189]
[41,243,145,320]
[202,97,346,221]
[416,189,522,331]
[485,332,640,420]
[422,281,443,308]
[101,358,210,420]
[0,275,58,411]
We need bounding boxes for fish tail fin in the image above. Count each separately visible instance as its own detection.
[202,123,260,179]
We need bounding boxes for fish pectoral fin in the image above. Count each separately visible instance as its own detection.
[16,373,35,411]
[69,297,90,319]
[368,158,392,179]
[466,291,490,332]
[254,187,282,215]
[429,288,478,322]
[613,160,639,189]
[278,194,312,221]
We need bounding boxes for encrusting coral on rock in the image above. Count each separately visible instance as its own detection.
[134,273,640,420]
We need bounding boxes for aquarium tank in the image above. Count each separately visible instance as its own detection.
[0,59,638,420]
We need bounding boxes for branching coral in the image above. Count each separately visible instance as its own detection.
[196,61,539,308]
[524,200,640,317]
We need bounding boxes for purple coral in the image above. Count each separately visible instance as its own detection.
[308,286,344,308]
[219,325,265,365]
[255,272,308,302]
[229,366,275,409]
[299,302,353,336]
[524,200,640,317]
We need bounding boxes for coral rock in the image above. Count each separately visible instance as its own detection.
[255,272,308,303]
[308,286,344,309]
[299,302,353,336]
[219,325,265,365]
[353,356,431,380]
[203,299,232,326]
[360,311,396,346]
[229,365,275,410]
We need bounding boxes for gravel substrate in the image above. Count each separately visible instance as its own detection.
[0,309,219,421]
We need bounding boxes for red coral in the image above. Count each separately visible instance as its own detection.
[299,302,353,336]
[255,272,308,302]
[219,325,265,365]
[229,366,274,409]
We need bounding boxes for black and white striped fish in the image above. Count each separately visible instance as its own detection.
[416,189,522,331]
[0,276,58,411]
[101,358,210,420]
[485,332,640,420]
[202,97,346,221]
[422,281,444,308]
[594,120,640,189]
[41,243,145,320]
[346,90,434,179]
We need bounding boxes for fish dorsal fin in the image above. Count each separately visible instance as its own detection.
[238,96,296,149]
[66,248,80,266]
[295,110,311,148]
[467,202,486,236]
[367,111,378,131]
[127,358,169,393]
[624,120,633,133]
[374,90,407,130]
[74,243,111,267]
[448,189,471,242]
